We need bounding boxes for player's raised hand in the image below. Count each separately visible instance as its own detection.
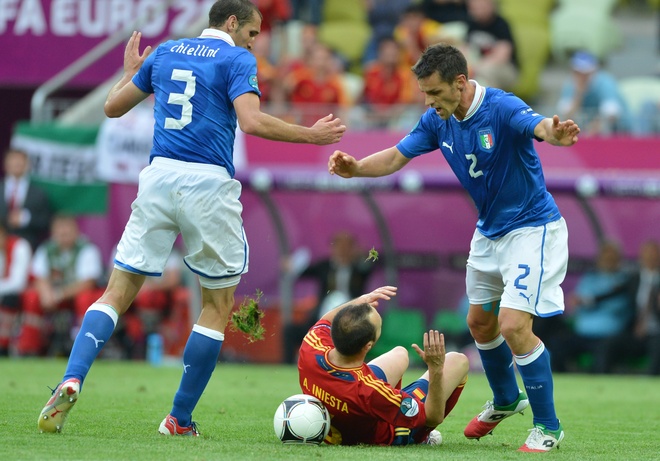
[328,150,358,177]
[356,286,397,308]
[551,115,580,146]
[124,31,152,77]
[310,114,346,145]
[412,330,445,370]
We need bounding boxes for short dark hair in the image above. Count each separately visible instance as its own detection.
[331,303,377,356]
[411,43,468,83]
[209,0,262,28]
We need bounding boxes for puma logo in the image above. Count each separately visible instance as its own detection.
[519,292,533,304]
[85,332,104,348]
[442,141,454,154]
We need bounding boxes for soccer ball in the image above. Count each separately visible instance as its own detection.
[273,394,331,445]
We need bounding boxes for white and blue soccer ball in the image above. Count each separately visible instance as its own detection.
[273,394,330,445]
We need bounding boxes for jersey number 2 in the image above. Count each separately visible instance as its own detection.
[165,69,196,130]
[465,154,484,178]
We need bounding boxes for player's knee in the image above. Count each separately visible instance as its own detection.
[391,345,409,366]
[466,310,498,340]
[498,310,533,342]
[446,351,470,376]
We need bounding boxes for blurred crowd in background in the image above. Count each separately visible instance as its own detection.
[248,0,660,135]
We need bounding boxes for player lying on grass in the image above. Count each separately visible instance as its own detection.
[297,286,469,445]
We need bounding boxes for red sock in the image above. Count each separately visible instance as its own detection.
[444,379,467,417]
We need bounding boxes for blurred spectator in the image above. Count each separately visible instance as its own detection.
[282,231,375,364]
[0,147,52,250]
[282,42,349,125]
[254,0,291,34]
[74,245,187,361]
[357,37,422,129]
[550,240,636,373]
[557,51,632,135]
[464,0,518,92]
[121,248,184,360]
[422,0,469,24]
[277,23,320,77]
[253,0,292,66]
[604,240,660,375]
[637,98,660,136]
[290,0,324,25]
[272,19,321,100]
[363,0,412,64]
[394,4,466,67]
[252,31,279,102]
[15,215,103,356]
[0,220,32,356]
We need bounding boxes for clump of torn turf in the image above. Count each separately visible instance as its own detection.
[366,246,379,262]
[230,290,266,343]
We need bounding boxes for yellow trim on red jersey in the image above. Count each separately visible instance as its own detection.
[303,330,331,353]
[358,371,402,407]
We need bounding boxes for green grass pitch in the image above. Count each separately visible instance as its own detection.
[1,358,658,460]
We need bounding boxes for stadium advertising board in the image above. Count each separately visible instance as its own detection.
[0,0,213,86]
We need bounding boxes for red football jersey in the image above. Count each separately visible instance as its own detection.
[297,320,428,445]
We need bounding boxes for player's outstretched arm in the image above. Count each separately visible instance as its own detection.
[319,286,397,323]
[534,115,581,146]
[412,330,446,427]
[234,93,345,145]
[328,147,411,178]
[105,31,151,118]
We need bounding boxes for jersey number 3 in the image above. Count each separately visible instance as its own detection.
[165,69,196,130]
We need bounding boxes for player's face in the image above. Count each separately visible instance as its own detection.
[418,72,462,120]
[233,11,261,51]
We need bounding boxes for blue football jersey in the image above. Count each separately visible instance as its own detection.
[397,83,561,239]
[132,29,260,177]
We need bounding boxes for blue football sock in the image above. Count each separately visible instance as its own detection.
[171,325,224,427]
[476,334,520,406]
[515,341,559,430]
[63,303,118,388]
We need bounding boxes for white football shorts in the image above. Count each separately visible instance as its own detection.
[115,157,248,289]
[465,217,568,317]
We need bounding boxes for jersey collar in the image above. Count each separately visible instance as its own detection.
[454,79,485,122]
[199,28,235,47]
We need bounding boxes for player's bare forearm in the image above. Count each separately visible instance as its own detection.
[240,112,326,143]
[534,115,580,146]
[105,31,151,117]
[412,330,446,426]
[320,286,397,323]
[329,147,410,178]
[105,76,133,108]
[104,80,149,118]
[424,367,446,427]
[235,95,345,145]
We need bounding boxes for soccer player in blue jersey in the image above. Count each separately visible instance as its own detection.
[37,0,345,436]
[328,43,580,452]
